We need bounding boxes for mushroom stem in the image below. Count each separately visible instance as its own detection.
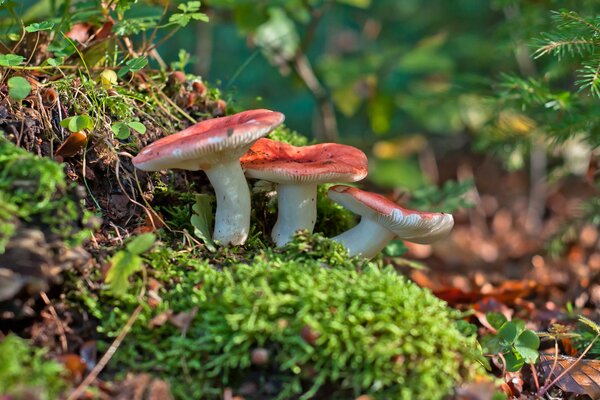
[332,217,396,259]
[272,183,317,246]
[204,160,250,245]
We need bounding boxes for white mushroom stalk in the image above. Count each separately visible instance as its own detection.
[132,109,285,247]
[332,217,396,259]
[241,138,368,247]
[271,183,317,246]
[328,185,454,259]
[204,160,251,245]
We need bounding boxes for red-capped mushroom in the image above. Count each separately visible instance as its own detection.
[133,109,285,245]
[328,185,454,259]
[241,138,367,246]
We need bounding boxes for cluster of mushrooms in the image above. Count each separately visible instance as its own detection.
[132,109,454,259]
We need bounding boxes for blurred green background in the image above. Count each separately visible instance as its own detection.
[9,0,600,191]
[153,0,599,190]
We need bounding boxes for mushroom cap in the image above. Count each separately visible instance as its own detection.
[328,185,454,244]
[240,138,368,184]
[132,109,285,171]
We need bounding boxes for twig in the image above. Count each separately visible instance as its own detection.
[66,304,143,400]
[530,362,540,392]
[292,54,338,141]
[39,291,68,353]
[543,338,560,387]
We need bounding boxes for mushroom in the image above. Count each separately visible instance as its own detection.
[328,185,454,259]
[132,109,285,245]
[240,138,368,246]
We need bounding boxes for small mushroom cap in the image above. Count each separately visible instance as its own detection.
[133,109,285,171]
[328,185,454,244]
[240,138,368,184]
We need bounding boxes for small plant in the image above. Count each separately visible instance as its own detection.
[105,233,157,295]
[480,312,540,373]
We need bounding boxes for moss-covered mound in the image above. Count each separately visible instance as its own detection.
[0,139,91,253]
[80,234,480,400]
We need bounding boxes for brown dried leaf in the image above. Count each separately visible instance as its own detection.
[56,354,87,380]
[168,307,198,334]
[540,354,600,398]
[149,310,172,328]
[55,131,88,159]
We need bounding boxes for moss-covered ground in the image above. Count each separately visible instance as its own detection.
[1,67,483,399]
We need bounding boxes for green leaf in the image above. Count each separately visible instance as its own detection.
[169,1,208,27]
[7,77,31,100]
[255,8,299,62]
[60,115,94,133]
[127,121,146,135]
[383,240,407,257]
[46,57,64,67]
[105,251,142,295]
[126,233,156,255]
[0,54,25,67]
[118,56,148,77]
[111,122,130,140]
[497,321,518,345]
[191,194,216,252]
[487,312,508,330]
[579,316,600,334]
[504,350,525,372]
[25,21,55,32]
[515,330,540,363]
[480,333,503,354]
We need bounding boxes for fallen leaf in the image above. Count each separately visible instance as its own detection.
[169,307,198,334]
[55,131,88,159]
[539,353,600,398]
[149,310,172,328]
[57,354,87,380]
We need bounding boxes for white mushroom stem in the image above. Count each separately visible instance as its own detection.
[272,183,317,246]
[331,217,395,259]
[204,160,251,246]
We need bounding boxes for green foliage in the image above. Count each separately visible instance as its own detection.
[168,1,210,27]
[0,139,92,253]
[190,194,216,251]
[60,115,94,133]
[408,179,474,213]
[480,313,540,372]
[0,54,24,66]
[25,21,54,32]
[0,335,67,400]
[7,76,31,100]
[573,316,600,358]
[79,233,480,400]
[105,233,157,295]
[111,121,147,140]
[118,57,149,78]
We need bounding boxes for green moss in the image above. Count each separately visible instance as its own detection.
[0,335,67,399]
[0,139,92,252]
[267,126,310,146]
[78,233,480,400]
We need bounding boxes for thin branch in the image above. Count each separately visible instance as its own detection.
[66,304,143,400]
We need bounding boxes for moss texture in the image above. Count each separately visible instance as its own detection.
[0,139,92,253]
[0,335,67,399]
[79,233,480,400]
